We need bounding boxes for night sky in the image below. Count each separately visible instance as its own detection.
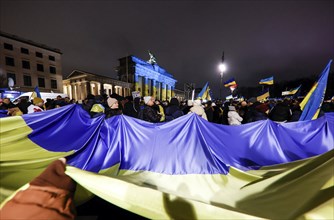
[1,0,333,98]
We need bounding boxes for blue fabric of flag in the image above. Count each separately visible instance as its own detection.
[299,60,332,121]
[23,104,334,175]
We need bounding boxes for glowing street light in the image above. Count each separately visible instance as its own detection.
[218,63,227,72]
[218,62,226,99]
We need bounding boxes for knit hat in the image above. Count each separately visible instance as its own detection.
[33,97,44,105]
[107,97,118,108]
[143,96,152,104]
[30,159,76,193]
[228,105,236,111]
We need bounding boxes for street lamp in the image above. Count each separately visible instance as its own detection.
[218,63,226,99]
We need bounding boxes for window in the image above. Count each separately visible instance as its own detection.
[5,57,15,66]
[49,55,55,61]
[49,66,56,74]
[21,47,29,54]
[38,77,45,88]
[23,75,32,86]
[36,52,43,58]
[37,63,44,72]
[22,60,30,69]
[7,72,16,85]
[51,79,57,89]
[4,43,13,50]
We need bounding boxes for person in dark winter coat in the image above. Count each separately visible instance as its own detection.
[289,100,302,122]
[269,99,292,122]
[204,101,215,122]
[165,98,184,122]
[253,103,269,121]
[221,99,232,125]
[123,96,139,118]
[243,97,262,123]
[138,96,161,122]
[81,94,95,113]
[16,97,31,114]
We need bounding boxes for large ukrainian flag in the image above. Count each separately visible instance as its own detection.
[1,104,333,219]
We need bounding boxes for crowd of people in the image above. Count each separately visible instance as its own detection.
[1,93,334,124]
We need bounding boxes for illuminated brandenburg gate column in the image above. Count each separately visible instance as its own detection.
[144,77,149,96]
[166,84,172,100]
[152,79,157,98]
[171,85,175,98]
[134,75,139,92]
[161,83,166,101]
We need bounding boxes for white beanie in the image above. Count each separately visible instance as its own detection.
[143,96,152,104]
[107,98,118,108]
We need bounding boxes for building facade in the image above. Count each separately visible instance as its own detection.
[117,55,177,100]
[63,70,132,101]
[63,55,183,102]
[0,31,63,93]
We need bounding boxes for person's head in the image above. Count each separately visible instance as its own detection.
[205,101,212,107]
[144,96,154,106]
[256,103,269,114]
[3,98,10,105]
[125,96,133,102]
[33,97,44,107]
[241,101,247,107]
[170,98,179,106]
[107,97,118,109]
[56,95,62,100]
